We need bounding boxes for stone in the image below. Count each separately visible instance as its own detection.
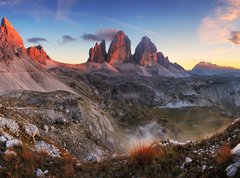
[24,124,40,139]
[35,168,48,177]
[35,141,60,157]
[226,162,240,177]
[185,157,193,163]
[43,125,49,132]
[6,139,22,148]
[202,165,207,171]
[0,136,7,142]
[86,154,98,162]
[107,31,132,64]
[0,117,19,134]
[231,143,240,156]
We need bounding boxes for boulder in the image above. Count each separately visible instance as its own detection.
[24,123,40,139]
[226,162,240,177]
[6,139,22,148]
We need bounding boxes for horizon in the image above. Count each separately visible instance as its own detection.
[0,0,239,70]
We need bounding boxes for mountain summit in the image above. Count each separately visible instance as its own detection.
[27,45,52,65]
[107,31,131,64]
[88,40,107,63]
[133,36,157,66]
[0,17,25,60]
[0,17,73,92]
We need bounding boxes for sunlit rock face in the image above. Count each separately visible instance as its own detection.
[133,36,157,66]
[27,45,51,65]
[88,40,107,63]
[0,17,26,60]
[107,31,132,65]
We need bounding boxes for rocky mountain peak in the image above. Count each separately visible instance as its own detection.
[107,31,131,64]
[88,40,107,63]
[27,45,51,65]
[0,17,24,47]
[133,36,157,66]
[0,17,26,60]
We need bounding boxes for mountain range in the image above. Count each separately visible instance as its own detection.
[0,17,240,177]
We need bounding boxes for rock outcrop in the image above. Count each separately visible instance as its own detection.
[0,17,26,60]
[88,40,106,63]
[27,45,51,65]
[107,31,131,64]
[133,36,157,66]
[157,52,170,68]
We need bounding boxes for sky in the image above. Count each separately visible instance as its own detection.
[0,0,239,69]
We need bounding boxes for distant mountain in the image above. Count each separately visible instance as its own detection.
[85,31,189,77]
[0,17,73,93]
[192,62,240,76]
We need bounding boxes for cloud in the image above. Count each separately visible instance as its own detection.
[229,31,240,44]
[56,0,78,21]
[81,28,119,42]
[27,37,47,44]
[198,0,240,45]
[0,0,21,6]
[61,35,78,44]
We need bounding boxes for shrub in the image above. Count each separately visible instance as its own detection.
[63,154,75,177]
[215,145,232,163]
[128,141,164,167]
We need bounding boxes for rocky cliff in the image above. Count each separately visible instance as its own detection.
[88,40,107,63]
[107,31,131,64]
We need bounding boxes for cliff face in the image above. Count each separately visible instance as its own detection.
[88,40,107,63]
[27,45,51,65]
[107,31,132,64]
[0,17,26,60]
[133,36,157,66]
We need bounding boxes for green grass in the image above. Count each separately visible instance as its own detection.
[148,107,232,141]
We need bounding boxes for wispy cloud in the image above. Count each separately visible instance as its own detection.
[229,31,240,44]
[55,0,78,22]
[82,28,119,42]
[60,35,78,44]
[198,0,240,45]
[27,37,48,44]
[0,0,21,7]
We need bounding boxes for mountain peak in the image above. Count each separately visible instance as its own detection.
[107,30,132,64]
[27,45,51,65]
[192,61,239,75]
[88,40,107,63]
[0,17,24,47]
[1,17,12,27]
[133,36,157,66]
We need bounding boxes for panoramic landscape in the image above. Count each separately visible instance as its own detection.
[0,0,240,177]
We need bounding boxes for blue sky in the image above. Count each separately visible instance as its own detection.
[0,0,240,69]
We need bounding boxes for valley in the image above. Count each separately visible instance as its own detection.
[0,16,239,177]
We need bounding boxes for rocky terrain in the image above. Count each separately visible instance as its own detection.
[0,17,240,177]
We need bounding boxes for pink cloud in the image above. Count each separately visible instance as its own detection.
[198,0,240,45]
